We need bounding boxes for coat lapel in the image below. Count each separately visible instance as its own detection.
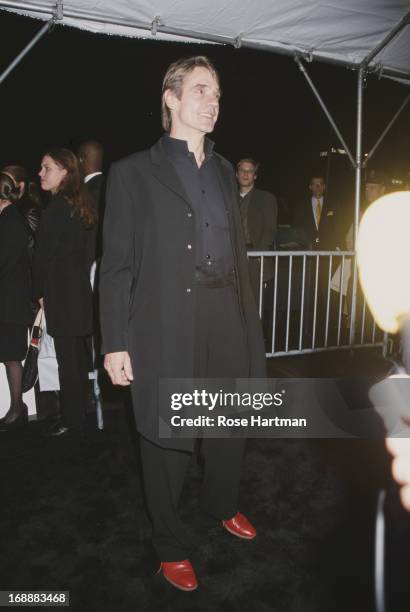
[307,198,317,234]
[150,138,192,208]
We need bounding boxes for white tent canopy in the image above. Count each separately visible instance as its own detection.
[1,0,410,80]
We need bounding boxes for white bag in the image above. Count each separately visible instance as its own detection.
[38,314,60,391]
[330,258,352,296]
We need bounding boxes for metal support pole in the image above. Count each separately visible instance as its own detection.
[382,332,389,358]
[0,18,54,85]
[362,11,410,67]
[364,94,410,166]
[294,56,355,167]
[349,68,364,345]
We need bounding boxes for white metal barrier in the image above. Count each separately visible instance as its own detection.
[247,251,389,358]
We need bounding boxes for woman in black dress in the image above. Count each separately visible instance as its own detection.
[0,173,31,427]
[32,148,96,436]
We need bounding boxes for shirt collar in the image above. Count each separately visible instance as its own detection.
[163,133,215,162]
[84,172,102,184]
[240,187,254,198]
[311,196,323,204]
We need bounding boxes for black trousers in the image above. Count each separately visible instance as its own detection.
[53,335,89,432]
[140,283,250,561]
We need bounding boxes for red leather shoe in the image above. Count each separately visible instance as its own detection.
[158,559,198,591]
[222,512,256,540]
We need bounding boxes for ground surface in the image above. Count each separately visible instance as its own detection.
[1,350,408,612]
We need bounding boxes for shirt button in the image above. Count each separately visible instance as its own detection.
[205,254,211,259]
[187,212,192,217]
[186,288,191,293]
[201,189,206,194]
[187,244,192,250]
[205,222,209,227]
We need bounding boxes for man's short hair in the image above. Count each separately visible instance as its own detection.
[236,158,260,172]
[161,56,219,132]
[309,174,325,184]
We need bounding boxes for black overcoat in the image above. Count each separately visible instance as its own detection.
[99,138,266,451]
[85,173,106,264]
[244,187,278,290]
[246,188,278,252]
[0,204,31,325]
[32,194,93,337]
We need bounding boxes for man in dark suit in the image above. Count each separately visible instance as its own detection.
[294,175,343,346]
[99,56,266,591]
[78,141,106,376]
[78,140,105,264]
[236,158,278,291]
[236,158,277,343]
[364,169,386,208]
[295,175,341,251]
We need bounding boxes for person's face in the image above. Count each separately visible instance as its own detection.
[38,155,67,194]
[365,182,385,204]
[236,162,257,190]
[309,177,325,198]
[165,66,220,137]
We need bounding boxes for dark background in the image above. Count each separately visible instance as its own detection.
[0,10,409,223]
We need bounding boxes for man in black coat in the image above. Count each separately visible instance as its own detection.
[78,141,105,366]
[99,56,266,591]
[236,158,277,286]
[78,140,105,265]
[236,158,278,343]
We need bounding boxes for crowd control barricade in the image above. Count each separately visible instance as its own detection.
[247,250,390,358]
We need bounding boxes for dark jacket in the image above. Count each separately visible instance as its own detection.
[240,187,278,293]
[32,194,93,337]
[294,198,343,251]
[241,188,278,250]
[99,138,266,450]
[0,204,31,325]
[17,196,42,264]
[85,173,105,265]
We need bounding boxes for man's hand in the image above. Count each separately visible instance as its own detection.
[39,297,44,309]
[104,351,134,386]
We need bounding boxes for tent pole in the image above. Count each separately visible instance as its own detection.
[362,11,410,67]
[349,67,364,345]
[349,14,410,344]
[0,18,55,85]
[363,94,410,167]
[294,56,355,167]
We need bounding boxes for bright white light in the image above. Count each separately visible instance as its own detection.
[357,192,410,333]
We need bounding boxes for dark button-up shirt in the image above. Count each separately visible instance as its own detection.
[163,134,234,279]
